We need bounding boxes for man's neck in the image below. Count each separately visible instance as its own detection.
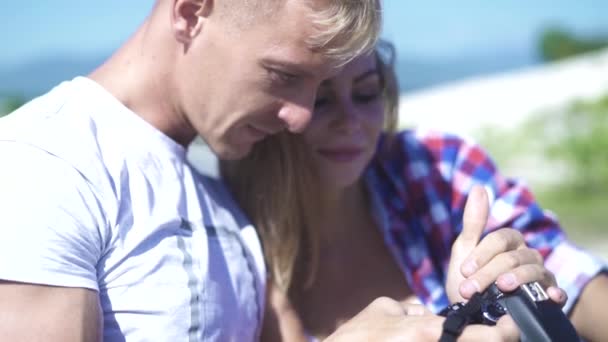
[88,19,197,147]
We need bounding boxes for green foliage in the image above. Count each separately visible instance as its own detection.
[533,94,608,192]
[539,27,608,62]
[0,96,27,117]
[492,93,608,193]
[535,186,607,241]
[477,93,608,239]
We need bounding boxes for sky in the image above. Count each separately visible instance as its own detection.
[1,1,608,74]
[381,0,608,60]
[1,1,154,67]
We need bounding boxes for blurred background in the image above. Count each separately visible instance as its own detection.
[1,1,607,258]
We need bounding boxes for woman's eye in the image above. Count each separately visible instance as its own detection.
[353,91,381,103]
[314,96,330,108]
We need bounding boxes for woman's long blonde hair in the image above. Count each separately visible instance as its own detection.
[220,41,400,293]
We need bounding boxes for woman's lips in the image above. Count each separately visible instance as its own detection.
[317,147,364,163]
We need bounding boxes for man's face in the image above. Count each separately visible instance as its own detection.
[178,0,339,160]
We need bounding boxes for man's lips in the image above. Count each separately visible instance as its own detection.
[317,147,365,163]
[241,124,268,143]
[248,122,285,137]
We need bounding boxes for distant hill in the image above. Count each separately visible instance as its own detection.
[0,54,108,99]
[0,48,539,100]
[396,49,540,91]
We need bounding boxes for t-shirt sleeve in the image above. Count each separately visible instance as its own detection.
[0,142,107,291]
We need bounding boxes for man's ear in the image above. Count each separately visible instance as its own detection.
[171,0,213,43]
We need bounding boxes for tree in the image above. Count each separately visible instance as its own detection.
[539,27,608,62]
[0,96,26,117]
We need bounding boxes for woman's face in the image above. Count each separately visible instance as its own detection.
[303,53,385,190]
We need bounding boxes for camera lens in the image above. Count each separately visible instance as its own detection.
[482,302,507,324]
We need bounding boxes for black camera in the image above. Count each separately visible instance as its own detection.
[439,282,580,342]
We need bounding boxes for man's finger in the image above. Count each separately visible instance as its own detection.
[458,315,520,342]
[402,303,431,316]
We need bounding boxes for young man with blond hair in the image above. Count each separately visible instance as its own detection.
[0,0,521,341]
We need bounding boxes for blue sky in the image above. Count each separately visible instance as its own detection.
[1,1,607,68]
[382,0,608,59]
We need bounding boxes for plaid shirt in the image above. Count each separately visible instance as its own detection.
[365,129,607,314]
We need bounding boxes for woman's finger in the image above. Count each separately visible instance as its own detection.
[460,228,527,278]
[460,248,547,298]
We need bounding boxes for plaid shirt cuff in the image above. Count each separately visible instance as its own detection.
[545,241,608,314]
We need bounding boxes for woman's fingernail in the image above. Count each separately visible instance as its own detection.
[462,261,478,276]
[460,279,480,297]
[498,273,517,288]
[548,287,566,303]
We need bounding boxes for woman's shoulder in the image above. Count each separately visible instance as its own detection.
[372,128,496,187]
[390,128,477,149]
[378,128,480,162]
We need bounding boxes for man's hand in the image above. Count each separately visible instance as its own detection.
[445,185,566,305]
[261,282,309,342]
[324,297,519,341]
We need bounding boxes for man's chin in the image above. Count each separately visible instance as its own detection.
[212,143,251,161]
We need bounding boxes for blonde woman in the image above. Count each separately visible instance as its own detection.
[221,41,607,341]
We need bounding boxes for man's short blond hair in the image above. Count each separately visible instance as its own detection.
[306,0,382,65]
[220,0,382,65]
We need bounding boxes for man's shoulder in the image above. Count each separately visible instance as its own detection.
[0,77,97,143]
[0,79,126,205]
[192,170,241,214]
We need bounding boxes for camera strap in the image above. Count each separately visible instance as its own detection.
[439,292,483,342]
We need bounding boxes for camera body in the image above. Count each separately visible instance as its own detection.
[440,282,580,342]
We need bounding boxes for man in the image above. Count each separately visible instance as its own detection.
[0,0,520,341]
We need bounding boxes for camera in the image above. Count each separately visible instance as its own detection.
[439,282,580,342]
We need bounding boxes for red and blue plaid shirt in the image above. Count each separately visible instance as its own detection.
[365,129,606,314]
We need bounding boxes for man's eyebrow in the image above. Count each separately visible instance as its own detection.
[261,59,315,79]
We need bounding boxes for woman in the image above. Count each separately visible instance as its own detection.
[221,41,607,341]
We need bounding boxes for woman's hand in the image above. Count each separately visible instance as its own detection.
[446,185,567,305]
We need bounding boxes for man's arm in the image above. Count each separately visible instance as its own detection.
[323,297,519,342]
[0,281,102,342]
[0,144,108,341]
[261,282,309,342]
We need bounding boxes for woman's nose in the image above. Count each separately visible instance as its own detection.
[332,99,363,133]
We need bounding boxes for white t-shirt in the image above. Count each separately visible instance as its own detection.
[0,77,266,342]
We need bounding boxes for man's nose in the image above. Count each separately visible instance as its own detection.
[278,101,314,133]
